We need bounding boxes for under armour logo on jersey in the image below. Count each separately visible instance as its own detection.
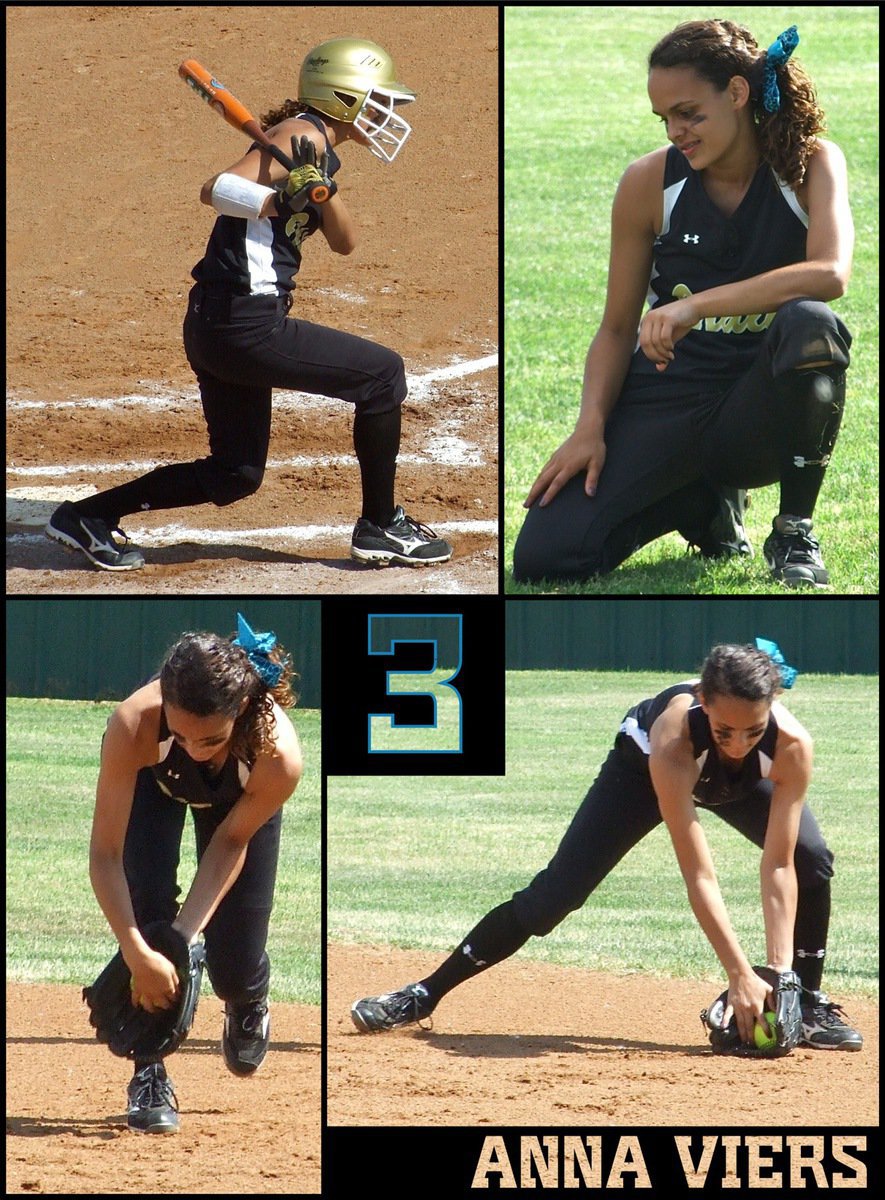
[683,234,700,244]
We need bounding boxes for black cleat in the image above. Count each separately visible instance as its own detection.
[350,983,434,1033]
[127,1062,179,1134]
[800,993,863,1050]
[222,998,270,1076]
[763,517,829,587]
[46,501,145,571]
[351,506,453,566]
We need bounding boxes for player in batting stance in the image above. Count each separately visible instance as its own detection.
[352,640,863,1053]
[513,20,852,587]
[47,38,452,571]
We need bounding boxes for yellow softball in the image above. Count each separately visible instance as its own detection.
[753,1011,778,1050]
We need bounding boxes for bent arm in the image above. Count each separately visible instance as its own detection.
[680,140,854,321]
[200,120,357,254]
[173,740,302,942]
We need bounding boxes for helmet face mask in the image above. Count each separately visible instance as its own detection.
[298,38,415,162]
[353,89,413,162]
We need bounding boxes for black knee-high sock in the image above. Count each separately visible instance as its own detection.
[74,463,209,526]
[773,368,846,519]
[418,901,531,1006]
[353,407,401,527]
[792,879,831,994]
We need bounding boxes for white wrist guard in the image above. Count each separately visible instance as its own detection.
[210,173,276,220]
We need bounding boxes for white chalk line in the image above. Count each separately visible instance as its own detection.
[8,446,487,478]
[10,518,497,549]
[5,353,498,412]
[7,353,498,551]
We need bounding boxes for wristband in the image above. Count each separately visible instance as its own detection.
[210,173,276,220]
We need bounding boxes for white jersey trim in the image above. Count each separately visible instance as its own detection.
[619,715,651,755]
[773,172,810,229]
[244,218,279,296]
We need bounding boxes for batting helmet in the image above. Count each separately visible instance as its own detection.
[298,37,415,162]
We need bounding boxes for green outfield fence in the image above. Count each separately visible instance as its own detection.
[505,599,878,675]
[6,599,321,708]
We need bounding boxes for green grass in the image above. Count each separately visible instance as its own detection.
[328,671,878,999]
[504,7,879,593]
[6,698,321,1005]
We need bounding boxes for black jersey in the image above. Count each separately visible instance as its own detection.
[147,706,252,810]
[616,681,778,807]
[190,111,341,297]
[626,144,809,398]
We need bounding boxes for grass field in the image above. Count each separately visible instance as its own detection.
[504,6,880,593]
[6,698,321,1005]
[328,670,879,999]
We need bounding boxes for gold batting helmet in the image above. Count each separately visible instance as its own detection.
[298,37,416,162]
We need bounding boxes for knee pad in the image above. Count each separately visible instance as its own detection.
[769,299,852,375]
[195,459,265,507]
[774,368,846,468]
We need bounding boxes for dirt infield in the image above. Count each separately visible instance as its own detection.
[327,944,879,1127]
[6,6,498,594]
[6,983,320,1195]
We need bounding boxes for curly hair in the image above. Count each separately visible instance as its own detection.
[695,643,783,704]
[260,99,311,131]
[648,19,826,188]
[159,631,297,766]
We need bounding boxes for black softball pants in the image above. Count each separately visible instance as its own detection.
[513,299,852,582]
[123,768,282,1007]
[183,286,406,507]
[511,746,834,983]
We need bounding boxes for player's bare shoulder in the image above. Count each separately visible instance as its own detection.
[614,147,668,236]
[249,700,302,795]
[103,680,162,767]
[266,115,326,155]
[793,137,848,212]
[770,698,813,783]
[649,688,695,758]
[771,698,813,751]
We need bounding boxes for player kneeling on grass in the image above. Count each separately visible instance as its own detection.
[513,21,852,588]
[46,38,452,571]
[86,614,302,1133]
[352,639,863,1053]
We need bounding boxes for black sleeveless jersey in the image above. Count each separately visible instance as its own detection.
[190,111,341,297]
[616,681,778,807]
[626,144,809,398]
[146,706,252,810]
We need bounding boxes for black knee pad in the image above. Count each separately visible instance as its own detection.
[773,368,846,468]
[194,459,265,507]
[768,299,852,375]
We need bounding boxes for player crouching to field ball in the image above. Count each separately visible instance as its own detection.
[352,640,863,1053]
[46,38,452,571]
[88,615,301,1133]
[513,21,852,588]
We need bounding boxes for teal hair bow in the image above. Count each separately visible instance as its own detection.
[755,637,798,689]
[233,612,284,688]
[762,25,799,113]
